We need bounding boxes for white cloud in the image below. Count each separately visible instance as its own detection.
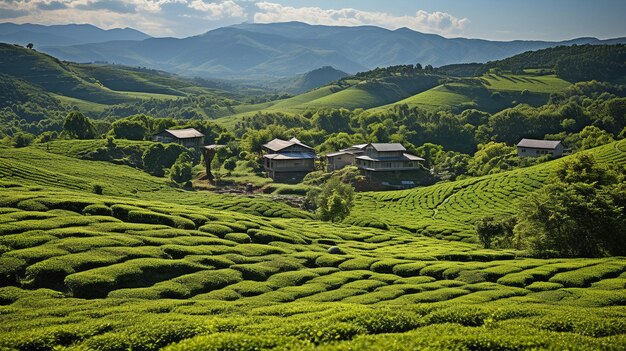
[188,0,244,19]
[253,2,470,35]
[0,1,469,37]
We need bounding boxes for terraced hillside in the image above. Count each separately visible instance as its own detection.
[349,139,626,241]
[0,145,312,219]
[373,73,571,113]
[1,141,626,350]
[1,179,626,350]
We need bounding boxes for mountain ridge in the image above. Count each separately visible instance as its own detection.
[4,21,626,79]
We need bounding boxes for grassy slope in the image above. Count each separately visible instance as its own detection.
[214,75,441,128]
[373,73,571,113]
[0,44,228,111]
[349,139,626,241]
[1,141,626,349]
[0,144,312,219]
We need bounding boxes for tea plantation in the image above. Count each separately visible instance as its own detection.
[0,141,625,350]
[350,139,626,241]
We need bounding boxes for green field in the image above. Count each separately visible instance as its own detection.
[374,73,571,113]
[0,140,625,350]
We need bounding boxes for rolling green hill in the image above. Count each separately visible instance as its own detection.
[0,44,238,112]
[1,140,626,350]
[373,72,571,113]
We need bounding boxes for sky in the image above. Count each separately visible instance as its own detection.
[1,0,625,41]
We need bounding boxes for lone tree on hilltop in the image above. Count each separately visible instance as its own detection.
[62,111,96,139]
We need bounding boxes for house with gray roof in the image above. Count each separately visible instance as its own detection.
[152,128,204,149]
[355,143,424,172]
[516,138,564,158]
[326,143,426,188]
[262,138,317,179]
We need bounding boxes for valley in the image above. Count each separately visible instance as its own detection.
[1,17,626,351]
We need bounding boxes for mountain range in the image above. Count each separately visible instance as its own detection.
[3,21,626,80]
[0,23,150,47]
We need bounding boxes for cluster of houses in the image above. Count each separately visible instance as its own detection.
[151,127,564,188]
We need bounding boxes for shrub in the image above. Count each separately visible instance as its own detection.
[127,211,196,229]
[224,233,251,244]
[92,184,104,195]
[199,224,233,237]
[83,204,113,216]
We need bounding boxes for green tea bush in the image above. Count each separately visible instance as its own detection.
[370,259,407,274]
[127,211,195,229]
[315,254,349,267]
[82,204,112,216]
[526,281,564,291]
[65,258,205,298]
[223,233,251,244]
[392,262,430,277]
[163,333,300,351]
[199,224,233,237]
[338,258,377,271]
[247,229,306,245]
[15,199,48,211]
[549,262,626,287]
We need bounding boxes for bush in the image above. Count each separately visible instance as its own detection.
[83,204,112,216]
[13,132,34,148]
[224,233,251,244]
[92,184,104,195]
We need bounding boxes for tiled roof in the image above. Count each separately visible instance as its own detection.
[517,139,562,149]
[263,138,314,152]
[164,128,204,139]
[369,143,407,152]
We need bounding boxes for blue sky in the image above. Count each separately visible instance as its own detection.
[1,0,625,40]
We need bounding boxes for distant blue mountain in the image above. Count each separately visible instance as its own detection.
[12,21,626,79]
[0,23,150,47]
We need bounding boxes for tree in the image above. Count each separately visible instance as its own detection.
[515,154,626,257]
[316,177,355,222]
[62,111,95,139]
[223,157,237,174]
[110,119,147,140]
[170,153,193,184]
[476,215,516,249]
[578,126,614,151]
[13,132,34,148]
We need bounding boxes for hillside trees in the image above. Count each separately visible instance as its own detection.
[515,153,626,257]
[316,177,355,222]
[62,111,96,139]
[110,119,147,140]
[169,152,194,184]
[142,143,189,177]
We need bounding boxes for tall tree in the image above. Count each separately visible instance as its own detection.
[62,111,96,139]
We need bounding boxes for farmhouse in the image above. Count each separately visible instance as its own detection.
[516,138,564,158]
[262,138,317,179]
[326,144,367,171]
[354,143,424,173]
[152,128,204,149]
[326,143,426,188]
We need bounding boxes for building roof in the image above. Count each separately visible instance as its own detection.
[263,137,314,152]
[326,150,354,158]
[263,152,317,160]
[367,143,407,152]
[517,138,562,150]
[356,153,424,162]
[202,144,226,150]
[162,128,204,139]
